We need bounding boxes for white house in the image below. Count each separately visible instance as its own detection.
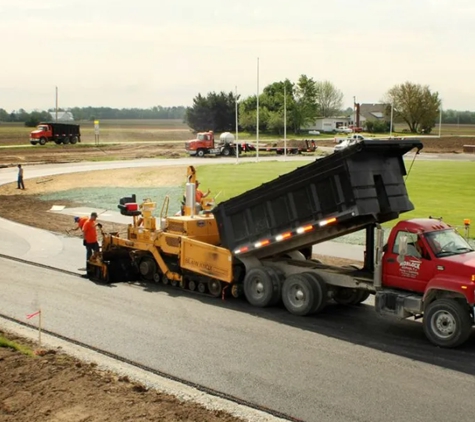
[49,111,74,122]
[306,117,350,133]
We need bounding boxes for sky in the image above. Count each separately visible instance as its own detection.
[1,0,474,111]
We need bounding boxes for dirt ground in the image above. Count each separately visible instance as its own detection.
[0,138,469,421]
[0,135,473,167]
[0,330,245,422]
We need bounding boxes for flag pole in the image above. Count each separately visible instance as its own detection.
[38,309,42,348]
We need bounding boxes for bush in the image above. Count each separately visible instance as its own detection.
[364,120,390,133]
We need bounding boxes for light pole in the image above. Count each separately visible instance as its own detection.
[390,102,394,137]
[55,86,58,122]
[235,85,239,163]
[438,102,442,138]
[284,83,287,161]
[256,57,260,162]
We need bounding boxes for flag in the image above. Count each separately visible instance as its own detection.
[26,310,41,320]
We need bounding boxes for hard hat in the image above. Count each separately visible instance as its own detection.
[74,216,79,222]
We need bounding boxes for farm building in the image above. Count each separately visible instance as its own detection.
[306,117,350,133]
[49,111,74,122]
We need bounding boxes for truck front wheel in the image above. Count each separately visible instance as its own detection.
[423,298,472,348]
[196,149,205,158]
[39,137,47,146]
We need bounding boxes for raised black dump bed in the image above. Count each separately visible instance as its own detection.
[212,139,423,259]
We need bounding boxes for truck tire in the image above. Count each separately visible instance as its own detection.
[301,272,327,314]
[39,137,46,146]
[63,137,70,145]
[30,141,38,146]
[423,299,472,348]
[221,147,232,157]
[197,149,205,158]
[282,273,320,316]
[334,287,367,305]
[54,140,62,145]
[70,136,78,144]
[243,267,281,307]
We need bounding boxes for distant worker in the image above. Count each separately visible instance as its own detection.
[195,180,210,203]
[17,164,25,190]
[81,212,99,275]
[67,216,88,234]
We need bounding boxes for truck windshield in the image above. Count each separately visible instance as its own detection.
[425,229,474,257]
[37,125,47,131]
[197,134,209,141]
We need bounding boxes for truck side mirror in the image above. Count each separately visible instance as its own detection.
[397,235,408,264]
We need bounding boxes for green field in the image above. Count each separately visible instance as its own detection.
[1,120,475,147]
[196,160,475,235]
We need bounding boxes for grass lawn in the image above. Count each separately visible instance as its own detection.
[197,159,475,234]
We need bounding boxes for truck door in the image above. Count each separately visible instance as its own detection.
[382,230,435,293]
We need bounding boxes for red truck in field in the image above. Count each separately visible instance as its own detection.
[185,131,255,157]
[30,122,81,145]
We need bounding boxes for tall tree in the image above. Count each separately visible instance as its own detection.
[384,82,441,133]
[292,75,318,133]
[315,81,343,117]
[185,91,238,132]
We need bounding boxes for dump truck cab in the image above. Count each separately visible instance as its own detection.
[185,131,215,157]
[382,219,475,295]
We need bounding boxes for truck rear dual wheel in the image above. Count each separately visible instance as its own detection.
[70,136,79,144]
[243,266,283,307]
[282,272,327,316]
[423,299,472,348]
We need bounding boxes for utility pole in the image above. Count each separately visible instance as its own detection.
[256,57,260,162]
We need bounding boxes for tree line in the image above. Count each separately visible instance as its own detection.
[0,106,186,126]
[184,79,475,134]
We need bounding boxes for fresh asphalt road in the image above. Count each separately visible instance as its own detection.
[1,155,475,422]
[2,258,475,422]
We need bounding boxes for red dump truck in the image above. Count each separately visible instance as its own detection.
[30,122,81,145]
[89,139,475,347]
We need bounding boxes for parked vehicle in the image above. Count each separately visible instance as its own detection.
[185,131,316,157]
[308,130,321,135]
[334,134,367,151]
[349,125,364,133]
[30,122,81,145]
[336,127,352,134]
[185,131,255,157]
[87,139,475,348]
